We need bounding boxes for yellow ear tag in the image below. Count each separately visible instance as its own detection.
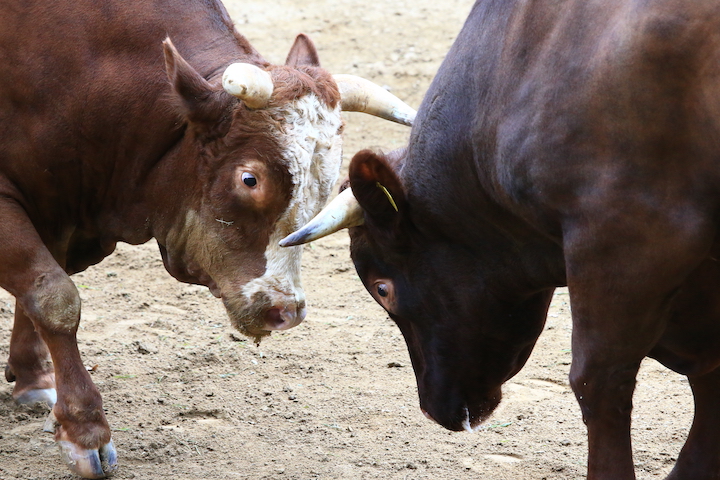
[376,182,399,212]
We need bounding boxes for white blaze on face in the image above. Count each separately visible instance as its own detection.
[240,94,343,314]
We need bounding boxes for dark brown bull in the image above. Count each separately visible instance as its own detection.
[284,0,720,478]
[0,0,415,477]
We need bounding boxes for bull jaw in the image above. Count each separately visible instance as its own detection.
[420,387,502,433]
[157,241,221,297]
[207,282,221,298]
[189,269,221,297]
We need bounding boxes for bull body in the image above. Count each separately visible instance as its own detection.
[291,0,720,478]
[0,0,414,477]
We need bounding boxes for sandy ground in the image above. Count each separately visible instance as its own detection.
[0,1,694,479]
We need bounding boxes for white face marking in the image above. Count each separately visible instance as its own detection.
[240,94,343,308]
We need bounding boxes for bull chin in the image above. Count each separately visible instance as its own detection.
[223,291,273,343]
[420,388,502,433]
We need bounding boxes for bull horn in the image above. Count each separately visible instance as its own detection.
[222,63,274,109]
[333,74,416,126]
[279,188,364,247]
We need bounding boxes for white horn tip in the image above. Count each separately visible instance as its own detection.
[279,231,312,248]
[393,108,416,127]
[279,188,364,247]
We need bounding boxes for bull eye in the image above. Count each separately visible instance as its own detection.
[377,283,389,297]
[241,172,257,187]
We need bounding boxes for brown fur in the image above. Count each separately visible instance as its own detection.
[268,65,341,109]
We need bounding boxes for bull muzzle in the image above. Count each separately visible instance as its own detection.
[223,287,308,342]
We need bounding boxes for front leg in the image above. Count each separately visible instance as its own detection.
[569,349,642,479]
[0,199,117,478]
[563,206,713,480]
[41,326,117,479]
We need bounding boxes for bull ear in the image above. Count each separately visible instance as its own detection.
[163,38,231,126]
[285,34,321,67]
[349,150,406,226]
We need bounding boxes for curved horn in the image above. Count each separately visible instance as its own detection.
[280,188,364,247]
[222,63,274,109]
[333,74,416,126]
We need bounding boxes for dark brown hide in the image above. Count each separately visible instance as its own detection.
[348,1,720,479]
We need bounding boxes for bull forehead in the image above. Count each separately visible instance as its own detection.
[241,93,343,302]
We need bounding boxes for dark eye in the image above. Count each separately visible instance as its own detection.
[242,172,257,187]
[377,284,389,297]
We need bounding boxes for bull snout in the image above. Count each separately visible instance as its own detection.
[416,382,502,433]
[263,302,307,331]
[223,289,307,340]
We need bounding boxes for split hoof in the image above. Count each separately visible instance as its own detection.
[58,439,118,479]
[14,388,57,407]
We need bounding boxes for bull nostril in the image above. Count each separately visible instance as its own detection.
[263,305,304,331]
[264,308,286,330]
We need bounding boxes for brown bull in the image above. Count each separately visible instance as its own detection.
[0,0,415,477]
[285,0,720,478]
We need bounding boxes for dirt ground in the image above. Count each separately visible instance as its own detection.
[0,1,695,479]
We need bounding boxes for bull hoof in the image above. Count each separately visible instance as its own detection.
[58,439,118,479]
[14,388,57,407]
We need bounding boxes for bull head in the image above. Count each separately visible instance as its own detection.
[161,36,415,343]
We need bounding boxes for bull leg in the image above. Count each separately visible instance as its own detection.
[5,301,57,406]
[38,325,117,479]
[569,285,679,480]
[569,350,643,479]
[0,200,116,479]
[563,209,713,480]
[664,368,720,480]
